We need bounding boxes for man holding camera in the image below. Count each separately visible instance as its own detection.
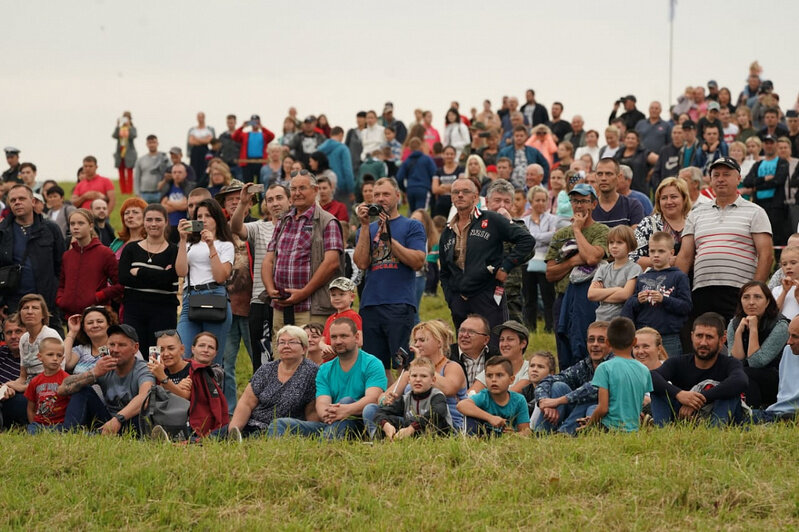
[609,95,645,132]
[353,177,426,383]
[232,114,275,184]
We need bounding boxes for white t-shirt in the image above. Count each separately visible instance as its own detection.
[20,326,63,382]
[773,284,799,320]
[185,240,235,288]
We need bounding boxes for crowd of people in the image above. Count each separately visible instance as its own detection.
[2,60,799,440]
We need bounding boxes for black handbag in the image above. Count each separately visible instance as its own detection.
[0,244,30,292]
[186,249,228,323]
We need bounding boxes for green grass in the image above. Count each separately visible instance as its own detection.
[27,181,795,529]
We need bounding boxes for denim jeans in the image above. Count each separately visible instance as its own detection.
[62,387,140,435]
[209,423,264,439]
[362,403,381,439]
[140,191,162,204]
[267,397,362,439]
[177,285,233,364]
[413,275,425,324]
[406,188,429,213]
[1,393,28,428]
[222,315,252,415]
[533,381,594,435]
[661,334,682,358]
[650,393,743,426]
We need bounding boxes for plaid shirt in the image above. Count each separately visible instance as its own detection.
[267,204,344,312]
[534,353,614,405]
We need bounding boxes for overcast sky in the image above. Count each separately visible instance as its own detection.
[3,0,799,181]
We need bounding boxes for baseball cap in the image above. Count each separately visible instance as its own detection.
[329,277,356,292]
[786,110,799,118]
[708,156,741,174]
[486,164,498,173]
[681,119,696,130]
[762,134,777,142]
[708,101,720,112]
[32,193,44,203]
[107,324,139,343]
[621,94,636,103]
[303,115,316,123]
[568,183,597,199]
[492,320,529,339]
[250,114,260,121]
[383,102,394,113]
[707,80,718,88]
[169,146,182,155]
[4,146,20,156]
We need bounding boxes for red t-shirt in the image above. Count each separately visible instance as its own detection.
[24,369,70,425]
[323,309,363,344]
[321,200,349,224]
[73,175,114,209]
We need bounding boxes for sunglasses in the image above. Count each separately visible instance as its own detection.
[154,329,181,340]
[290,170,315,178]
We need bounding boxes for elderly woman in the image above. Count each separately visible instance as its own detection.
[631,177,691,269]
[220,326,318,440]
[365,320,467,435]
[110,197,148,259]
[728,281,789,409]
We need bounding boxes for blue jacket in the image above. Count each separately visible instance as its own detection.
[621,266,692,334]
[498,144,550,185]
[318,139,355,196]
[397,151,437,192]
[692,141,729,173]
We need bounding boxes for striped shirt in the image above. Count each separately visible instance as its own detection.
[244,220,276,303]
[683,197,772,290]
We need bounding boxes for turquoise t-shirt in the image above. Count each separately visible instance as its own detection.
[470,389,530,429]
[315,349,387,402]
[591,356,652,432]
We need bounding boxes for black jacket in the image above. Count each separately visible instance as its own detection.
[651,142,682,189]
[742,157,790,208]
[439,207,534,300]
[609,108,645,131]
[0,212,65,309]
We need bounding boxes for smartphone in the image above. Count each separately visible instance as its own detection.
[98,346,110,357]
[248,184,264,194]
[149,346,160,362]
[188,220,204,232]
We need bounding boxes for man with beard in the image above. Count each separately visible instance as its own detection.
[650,312,748,426]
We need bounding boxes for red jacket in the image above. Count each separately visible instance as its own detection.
[188,360,229,437]
[231,126,276,167]
[56,237,123,316]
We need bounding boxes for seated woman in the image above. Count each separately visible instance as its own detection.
[302,323,326,366]
[469,321,531,395]
[64,306,119,374]
[146,329,191,400]
[365,320,467,434]
[218,326,318,440]
[633,327,668,371]
[728,281,789,408]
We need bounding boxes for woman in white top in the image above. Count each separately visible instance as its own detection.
[443,108,471,159]
[176,199,234,361]
[11,294,62,388]
[575,129,601,169]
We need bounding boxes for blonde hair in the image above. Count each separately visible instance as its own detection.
[636,327,669,361]
[607,225,636,253]
[409,357,435,375]
[526,185,549,204]
[411,320,454,358]
[654,177,692,217]
[465,154,487,179]
[69,208,97,238]
[39,337,64,352]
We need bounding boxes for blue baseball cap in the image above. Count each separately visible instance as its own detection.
[568,183,597,199]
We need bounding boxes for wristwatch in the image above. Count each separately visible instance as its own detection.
[114,413,126,424]
[160,377,170,385]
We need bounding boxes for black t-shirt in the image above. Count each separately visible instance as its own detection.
[165,363,190,384]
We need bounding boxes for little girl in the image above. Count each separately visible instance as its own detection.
[587,225,642,321]
[773,246,799,320]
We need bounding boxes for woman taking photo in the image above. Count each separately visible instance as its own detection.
[56,209,123,318]
[431,146,464,218]
[222,326,319,439]
[728,281,789,408]
[64,306,118,374]
[366,320,467,433]
[110,197,148,259]
[146,329,191,400]
[176,199,234,363]
[631,177,691,269]
[522,186,560,333]
[112,111,137,194]
[119,204,179,353]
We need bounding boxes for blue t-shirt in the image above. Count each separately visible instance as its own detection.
[166,184,188,226]
[247,131,264,158]
[591,356,652,432]
[315,349,387,402]
[357,216,426,308]
[756,158,779,200]
[592,194,644,228]
[470,389,530,430]
[12,223,36,295]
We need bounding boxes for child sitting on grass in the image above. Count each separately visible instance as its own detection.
[521,351,557,427]
[373,357,452,440]
[24,337,70,434]
[319,277,363,361]
[621,231,692,358]
[588,225,641,321]
[457,356,531,436]
[578,317,652,432]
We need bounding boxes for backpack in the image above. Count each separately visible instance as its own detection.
[138,385,191,440]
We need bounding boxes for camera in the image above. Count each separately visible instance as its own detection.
[188,220,204,232]
[366,204,384,216]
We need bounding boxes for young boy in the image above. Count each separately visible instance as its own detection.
[621,231,692,357]
[521,351,556,427]
[457,356,531,436]
[772,246,799,320]
[319,277,363,361]
[579,317,652,432]
[24,337,70,433]
[383,126,402,163]
[373,357,452,439]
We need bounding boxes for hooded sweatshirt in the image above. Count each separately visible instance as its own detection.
[621,266,692,334]
[397,150,437,192]
[56,237,123,316]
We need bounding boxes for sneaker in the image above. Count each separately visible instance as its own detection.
[228,426,243,443]
[151,425,170,442]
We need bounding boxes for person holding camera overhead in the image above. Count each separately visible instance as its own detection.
[353,177,426,384]
[175,199,234,361]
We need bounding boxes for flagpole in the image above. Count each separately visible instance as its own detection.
[668,0,675,107]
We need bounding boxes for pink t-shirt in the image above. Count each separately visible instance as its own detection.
[73,175,114,209]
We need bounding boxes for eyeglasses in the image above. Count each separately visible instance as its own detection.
[277,340,303,347]
[155,329,181,340]
[569,198,593,205]
[459,328,488,337]
[451,189,475,197]
[290,170,315,179]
